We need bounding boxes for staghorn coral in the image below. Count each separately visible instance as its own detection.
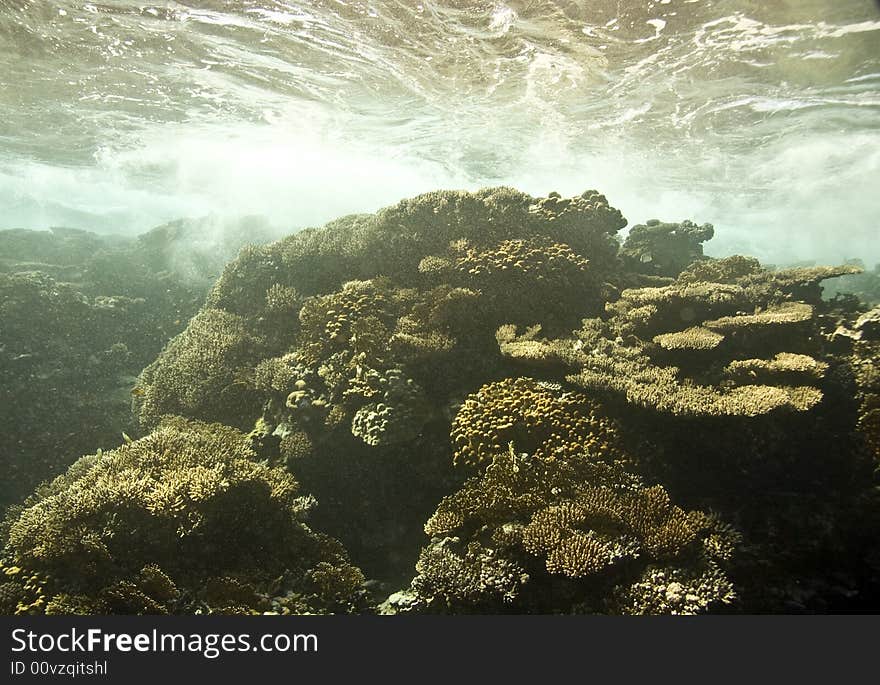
[0,418,364,615]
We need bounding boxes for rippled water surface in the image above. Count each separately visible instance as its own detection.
[1,1,879,263]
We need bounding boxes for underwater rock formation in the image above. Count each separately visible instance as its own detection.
[0,418,363,615]
[620,219,714,278]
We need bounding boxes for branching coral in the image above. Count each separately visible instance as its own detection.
[703,301,814,331]
[135,308,262,429]
[522,485,703,577]
[415,440,737,613]
[404,367,742,614]
[0,418,363,614]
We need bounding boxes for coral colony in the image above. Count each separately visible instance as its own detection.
[1,189,878,614]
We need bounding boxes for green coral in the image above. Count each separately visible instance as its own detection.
[621,219,715,278]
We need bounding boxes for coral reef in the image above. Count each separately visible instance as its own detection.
[0,222,271,508]
[128,189,631,584]
[134,308,263,430]
[412,437,736,614]
[0,418,363,615]
[499,257,856,418]
[406,380,737,614]
[621,219,714,278]
[4,188,878,615]
[418,235,604,332]
[821,260,880,307]
[848,306,880,465]
[449,377,621,467]
[138,188,629,432]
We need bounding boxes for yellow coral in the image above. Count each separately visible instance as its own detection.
[522,485,701,579]
[704,302,813,330]
[450,377,621,467]
[653,327,724,350]
[1,418,363,615]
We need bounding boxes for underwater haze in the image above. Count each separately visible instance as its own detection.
[1,0,879,264]
[2,1,880,618]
